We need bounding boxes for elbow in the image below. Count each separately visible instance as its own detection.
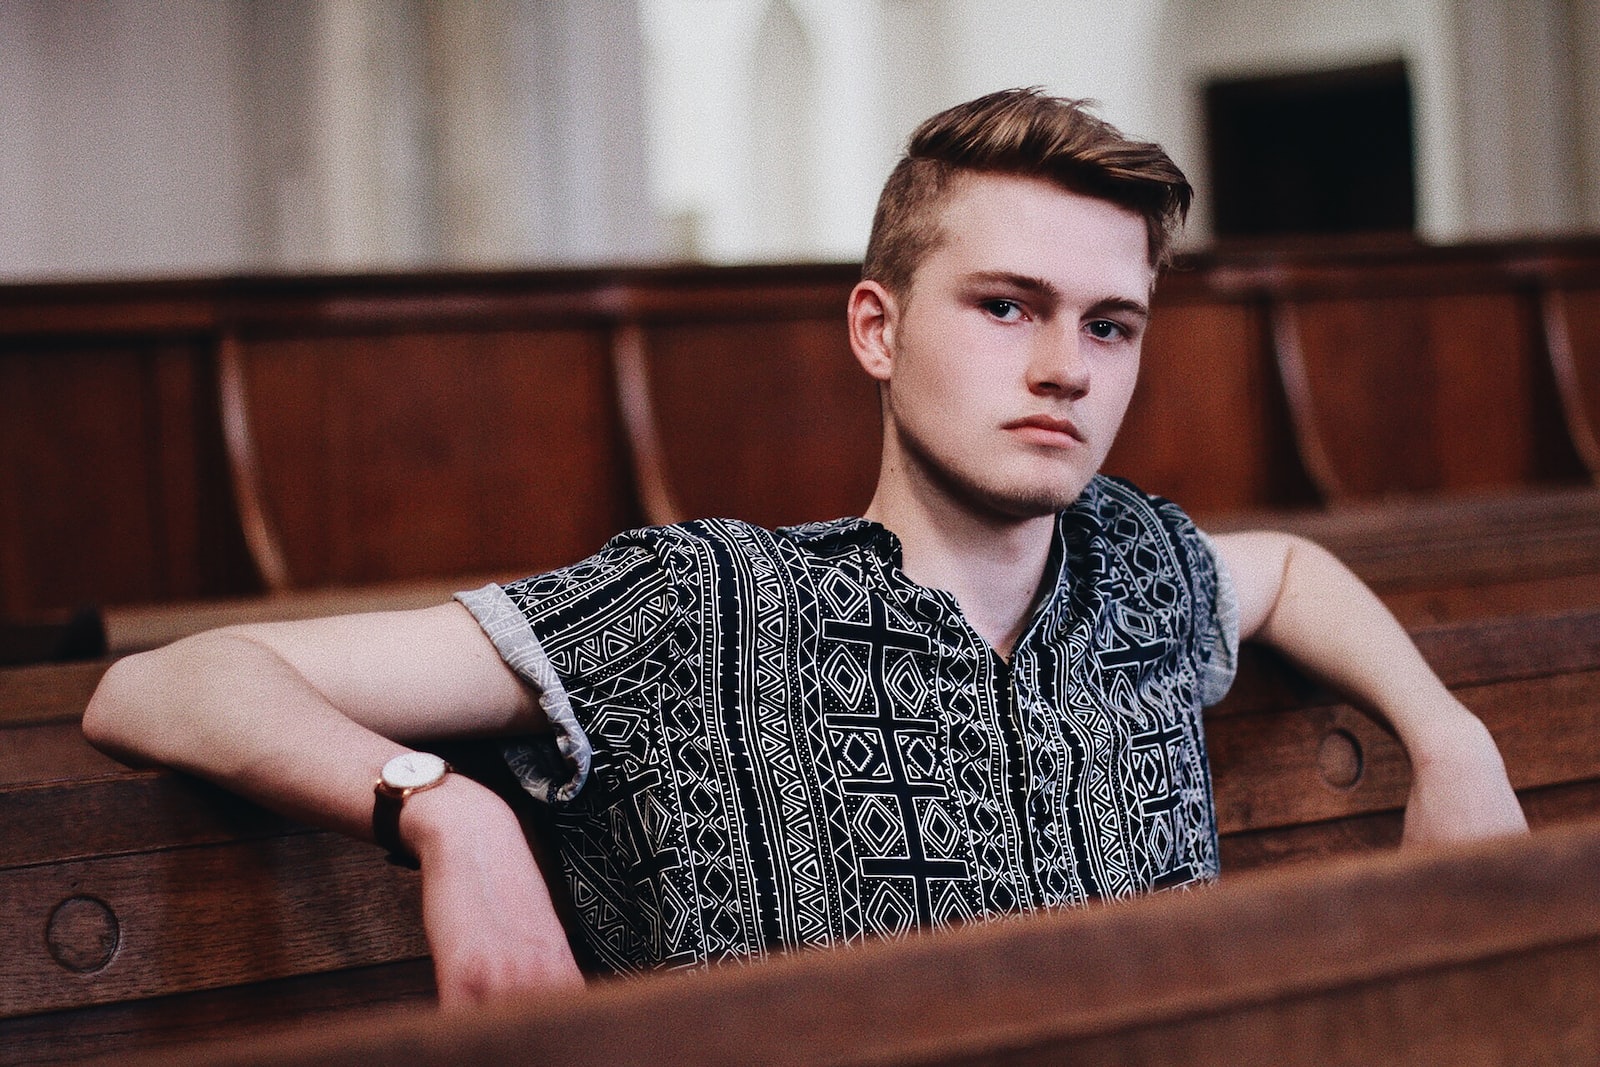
[82,649,170,764]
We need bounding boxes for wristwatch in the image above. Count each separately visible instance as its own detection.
[373,751,452,869]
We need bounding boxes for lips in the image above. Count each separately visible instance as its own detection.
[1004,413,1086,445]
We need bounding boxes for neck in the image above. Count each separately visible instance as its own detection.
[863,463,1059,660]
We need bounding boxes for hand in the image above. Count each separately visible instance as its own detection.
[407,778,585,1010]
[1400,705,1529,847]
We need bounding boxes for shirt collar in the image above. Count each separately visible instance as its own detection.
[779,515,903,566]
[1033,477,1115,646]
[779,475,1114,641]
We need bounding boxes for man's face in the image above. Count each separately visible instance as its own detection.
[857,172,1154,520]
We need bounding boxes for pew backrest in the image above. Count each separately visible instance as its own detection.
[8,241,1600,626]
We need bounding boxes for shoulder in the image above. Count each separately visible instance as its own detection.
[1073,474,1202,542]
[506,517,871,610]
[620,515,875,560]
[1071,475,1219,590]
[585,515,876,587]
[1068,477,1237,698]
[605,517,792,563]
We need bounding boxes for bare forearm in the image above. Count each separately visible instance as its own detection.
[83,613,585,997]
[84,629,411,839]
[1215,531,1527,842]
[1244,535,1461,748]
[84,603,540,835]
[408,779,586,1003]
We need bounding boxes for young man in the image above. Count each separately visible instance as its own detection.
[84,89,1526,1008]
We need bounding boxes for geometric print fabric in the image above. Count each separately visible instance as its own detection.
[457,474,1237,974]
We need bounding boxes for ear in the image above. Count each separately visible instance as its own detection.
[847,280,898,382]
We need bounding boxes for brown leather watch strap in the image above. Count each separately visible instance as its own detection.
[372,783,418,869]
[372,755,452,869]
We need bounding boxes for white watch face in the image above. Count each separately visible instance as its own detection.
[381,751,448,790]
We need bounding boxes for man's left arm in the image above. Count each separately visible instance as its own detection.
[1210,530,1528,845]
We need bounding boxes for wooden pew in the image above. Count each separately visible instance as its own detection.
[0,266,870,624]
[1107,271,1320,516]
[1213,606,1600,868]
[1157,238,1600,505]
[8,240,1600,632]
[1211,486,1600,626]
[4,600,1598,1062]
[147,818,1600,1066]
[0,659,435,1065]
[1524,242,1600,475]
[1269,258,1582,499]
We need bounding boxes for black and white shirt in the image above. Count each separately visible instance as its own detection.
[457,474,1238,973]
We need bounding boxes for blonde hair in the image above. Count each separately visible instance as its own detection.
[862,88,1192,296]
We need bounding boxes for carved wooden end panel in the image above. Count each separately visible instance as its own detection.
[643,305,880,529]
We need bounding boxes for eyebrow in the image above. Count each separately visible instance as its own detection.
[962,271,1151,322]
[1086,296,1151,322]
[963,270,1061,305]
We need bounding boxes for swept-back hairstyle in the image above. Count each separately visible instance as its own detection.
[862,88,1192,295]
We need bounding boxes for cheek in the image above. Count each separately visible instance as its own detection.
[1103,355,1141,410]
[897,341,969,403]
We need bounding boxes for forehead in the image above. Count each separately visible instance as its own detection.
[920,172,1154,297]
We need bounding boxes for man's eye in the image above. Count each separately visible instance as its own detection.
[981,299,1023,321]
[1085,319,1127,341]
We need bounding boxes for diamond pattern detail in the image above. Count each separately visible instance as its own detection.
[481,480,1224,973]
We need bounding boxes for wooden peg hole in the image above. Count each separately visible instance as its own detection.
[45,895,120,974]
[1317,728,1365,790]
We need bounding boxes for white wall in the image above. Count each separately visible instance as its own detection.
[639,0,901,263]
[638,0,1188,263]
[3,0,1599,281]
[0,1,251,279]
[0,0,657,281]
[1580,0,1600,230]
[1451,0,1592,239]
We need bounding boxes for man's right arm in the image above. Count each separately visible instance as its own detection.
[82,601,584,1008]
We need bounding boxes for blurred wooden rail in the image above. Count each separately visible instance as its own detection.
[153,818,1600,1067]
[6,237,1600,627]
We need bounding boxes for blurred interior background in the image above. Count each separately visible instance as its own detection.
[5,0,1600,282]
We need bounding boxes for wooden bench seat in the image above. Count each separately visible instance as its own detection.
[0,659,433,1065]
[4,600,1598,1062]
[1214,606,1600,869]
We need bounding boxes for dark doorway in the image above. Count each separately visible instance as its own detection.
[1206,61,1416,238]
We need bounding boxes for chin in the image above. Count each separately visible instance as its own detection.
[963,477,1091,519]
[902,436,1095,518]
[999,489,1086,518]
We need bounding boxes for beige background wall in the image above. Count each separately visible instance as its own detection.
[3,0,1599,281]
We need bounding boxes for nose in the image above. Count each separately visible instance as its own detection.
[1025,327,1090,400]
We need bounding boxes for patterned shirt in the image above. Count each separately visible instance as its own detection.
[457,475,1238,973]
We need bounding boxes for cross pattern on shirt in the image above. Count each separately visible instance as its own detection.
[593,758,684,895]
[823,600,969,927]
[469,477,1231,972]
